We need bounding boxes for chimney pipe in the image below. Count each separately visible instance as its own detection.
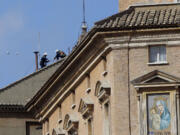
[34,51,39,71]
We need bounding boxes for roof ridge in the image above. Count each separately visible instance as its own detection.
[95,7,134,25]
[0,58,65,91]
[95,3,180,30]
[95,3,180,26]
[129,2,180,8]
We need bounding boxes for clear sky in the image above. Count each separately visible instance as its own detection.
[0,0,118,88]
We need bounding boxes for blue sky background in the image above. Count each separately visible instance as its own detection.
[0,0,118,88]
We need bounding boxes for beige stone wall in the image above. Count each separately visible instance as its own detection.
[42,52,113,135]
[110,49,130,135]
[0,118,41,135]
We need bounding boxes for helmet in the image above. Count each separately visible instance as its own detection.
[43,52,47,56]
[55,49,59,53]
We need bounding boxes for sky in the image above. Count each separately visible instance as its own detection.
[0,0,118,88]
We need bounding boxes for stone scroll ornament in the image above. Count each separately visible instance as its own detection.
[147,94,171,135]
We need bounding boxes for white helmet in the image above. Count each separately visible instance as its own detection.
[55,49,59,53]
[43,52,47,56]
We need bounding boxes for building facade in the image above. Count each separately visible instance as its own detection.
[2,1,180,135]
[27,3,180,135]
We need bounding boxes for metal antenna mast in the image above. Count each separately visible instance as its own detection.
[82,0,86,25]
[81,0,87,35]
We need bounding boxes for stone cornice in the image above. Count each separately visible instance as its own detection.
[105,30,180,49]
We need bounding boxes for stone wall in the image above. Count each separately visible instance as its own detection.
[0,118,41,135]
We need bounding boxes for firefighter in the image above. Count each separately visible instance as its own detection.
[54,50,66,61]
[40,52,49,68]
[59,50,66,58]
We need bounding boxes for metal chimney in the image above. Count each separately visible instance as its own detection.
[33,51,39,71]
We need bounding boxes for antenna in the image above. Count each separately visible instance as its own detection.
[38,32,41,64]
[82,0,86,25]
[81,0,87,34]
[32,32,40,71]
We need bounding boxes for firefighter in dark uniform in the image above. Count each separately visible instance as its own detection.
[40,52,49,68]
[54,50,66,61]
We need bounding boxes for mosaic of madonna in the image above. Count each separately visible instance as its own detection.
[147,93,171,135]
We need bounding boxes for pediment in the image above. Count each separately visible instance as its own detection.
[131,70,180,88]
[78,98,94,119]
[145,76,169,83]
[78,98,93,113]
[95,81,111,97]
[63,114,79,130]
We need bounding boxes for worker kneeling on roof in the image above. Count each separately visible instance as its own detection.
[54,49,66,61]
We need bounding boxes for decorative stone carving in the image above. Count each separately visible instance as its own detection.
[52,128,65,135]
[86,88,91,93]
[95,81,111,103]
[131,70,180,90]
[63,114,79,134]
[67,120,78,135]
[78,98,94,119]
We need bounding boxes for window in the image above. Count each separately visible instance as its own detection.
[149,45,166,63]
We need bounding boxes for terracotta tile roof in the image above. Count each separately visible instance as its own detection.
[95,4,180,30]
[0,59,65,107]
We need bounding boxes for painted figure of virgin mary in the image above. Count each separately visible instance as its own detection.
[156,100,171,130]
